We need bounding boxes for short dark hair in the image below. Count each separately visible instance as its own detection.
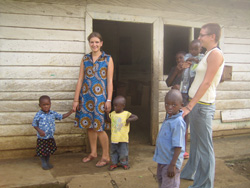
[87,32,103,42]
[165,89,183,103]
[39,95,50,103]
[190,39,200,46]
[176,51,186,56]
[114,95,126,105]
[202,23,221,42]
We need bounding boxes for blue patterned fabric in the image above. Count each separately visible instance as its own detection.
[75,51,111,131]
[32,110,63,139]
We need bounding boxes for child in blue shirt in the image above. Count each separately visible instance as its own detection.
[153,89,186,188]
[32,95,73,170]
[180,39,204,93]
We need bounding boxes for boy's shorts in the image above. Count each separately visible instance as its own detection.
[157,163,181,188]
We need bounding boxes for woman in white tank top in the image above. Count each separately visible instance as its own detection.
[180,23,225,188]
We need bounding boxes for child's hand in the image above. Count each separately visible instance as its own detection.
[176,63,183,71]
[126,114,138,125]
[38,130,45,137]
[171,85,180,90]
[72,101,79,112]
[167,164,176,178]
[182,61,191,69]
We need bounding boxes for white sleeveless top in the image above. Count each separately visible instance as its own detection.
[188,48,225,103]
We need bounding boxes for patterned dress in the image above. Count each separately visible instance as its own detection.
[75,51,111,131]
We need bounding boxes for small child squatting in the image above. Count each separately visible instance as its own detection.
[107,95,138,171]
[32,95,73,170]
[153,89,186,188]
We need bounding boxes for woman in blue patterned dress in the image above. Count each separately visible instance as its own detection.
[73,32,114,167]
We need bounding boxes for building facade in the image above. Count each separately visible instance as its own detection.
[1,0,250,159]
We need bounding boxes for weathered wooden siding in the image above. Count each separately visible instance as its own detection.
[1,0,250,157]
[0,0,87,159]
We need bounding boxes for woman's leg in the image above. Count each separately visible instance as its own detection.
[82,129,98,162]
[190,104,215,188]
[88,129,98,157]
[97,131,110,160]
[181,105,199,180]
[96,130,110,167]
[184,114,189,158]
[182,93,190,157]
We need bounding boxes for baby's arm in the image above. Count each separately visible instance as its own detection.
[33,126,45,137]
[186,57,199,63]
[167,147,181,178]
[171,84,180,90]
[106,113,111,123]
[126,114,138,125]
[62,110,73,119]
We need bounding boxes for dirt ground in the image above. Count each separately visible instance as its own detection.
[1,134,250,188]
[225,158,250,181]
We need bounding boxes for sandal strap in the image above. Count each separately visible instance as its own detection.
[109,164,118,171]
[122,165,130,169]
[99,158,110,163]
[82,155,96,162]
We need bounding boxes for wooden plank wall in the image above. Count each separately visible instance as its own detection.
[1,0,250,158]
[218,28,250,124]
[0,0,87,159]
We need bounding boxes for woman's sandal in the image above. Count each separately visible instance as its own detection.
[96,158,110,168]
[108,164,118,171]
[122,165,130,170]
[82,155,97,163]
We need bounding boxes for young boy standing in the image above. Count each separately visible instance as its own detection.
[32,95,73,170]
[153,89,186,188]
[108,95,138,171]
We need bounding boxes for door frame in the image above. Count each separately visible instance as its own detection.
[85,10,164,145]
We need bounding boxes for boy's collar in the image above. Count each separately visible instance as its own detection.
[39,110,51,114]
[166,110,183,119]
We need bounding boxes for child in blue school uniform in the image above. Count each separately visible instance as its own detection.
[153,89,186,188]
[32,95,73,170]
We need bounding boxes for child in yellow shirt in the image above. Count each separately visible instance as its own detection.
[108,95,138,171]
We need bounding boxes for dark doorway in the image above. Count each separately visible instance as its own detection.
[164,25,189,75]
[164,25,205,75]
[93,20,152,144]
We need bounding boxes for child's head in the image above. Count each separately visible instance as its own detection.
[113,95,126,113]
[165,89,183,117]
[39,95,51,113]
[175,51,186,65]
[189,39,201,57]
